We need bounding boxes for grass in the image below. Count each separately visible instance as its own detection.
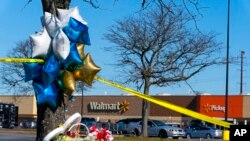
[114,137,163,141]
[113,136,222,141]
[114,136,182,141]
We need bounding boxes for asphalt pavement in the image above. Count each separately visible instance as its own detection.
[0,128,36,140]
[0,128,225,141]
[0,133,35,141]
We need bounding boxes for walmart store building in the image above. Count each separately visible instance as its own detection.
[0,94,250,125]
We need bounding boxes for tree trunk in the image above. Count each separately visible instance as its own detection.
[41,0,71,15]
[36,1,71,140]
[36,91,66,141]
[36,105,65,141]
[141,77,150,137]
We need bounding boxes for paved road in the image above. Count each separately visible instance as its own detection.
[0,128,225,141]
[0,133,224,141]
[0,128,36,140]
[0,133,36,141]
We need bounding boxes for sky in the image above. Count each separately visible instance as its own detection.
[0,0,250,96]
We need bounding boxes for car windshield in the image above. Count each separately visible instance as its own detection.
[81,118,95,122]
[206,126,218,130]
[152,120,167,126]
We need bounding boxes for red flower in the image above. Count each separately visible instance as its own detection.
[66,131,77,138]
[90,125,98,132]
[89,126,113,141]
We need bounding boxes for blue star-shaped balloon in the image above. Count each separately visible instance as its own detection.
[63,17,91,45]
[42,54,60,87]
[63,42,82,69]
[32,80,58,110]
[23,62,43,82]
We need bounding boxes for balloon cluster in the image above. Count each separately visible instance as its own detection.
[24,7,101,110]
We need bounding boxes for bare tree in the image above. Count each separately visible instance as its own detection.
[0,39,33,95]
[104,5,221,137]
[6,0,205,140]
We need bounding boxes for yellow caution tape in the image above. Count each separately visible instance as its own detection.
[0,57,231,128]
[95,76,231,128]
[0,58,44,63]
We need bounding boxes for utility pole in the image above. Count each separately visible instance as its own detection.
[225,0,230,122]
[240,51,245,95]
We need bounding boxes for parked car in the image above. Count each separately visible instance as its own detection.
[189,120,205,127]
[95,121,118,134]
[21,120,31,128]
[81,117,96,128]
[30,120,37,128]
[116,118,142,134]
[185,126,223,139]
[130,120,186,139]
[165,122,182,128]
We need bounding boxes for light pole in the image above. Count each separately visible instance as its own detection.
[240,51,245,95]
[225,0,230,122]
[81,82,84,116]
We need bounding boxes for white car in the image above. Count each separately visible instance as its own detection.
[185,126,223,139]
[165,122,182,128]
[130,120,186,139]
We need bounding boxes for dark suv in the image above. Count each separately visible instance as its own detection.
[81,117,96,128]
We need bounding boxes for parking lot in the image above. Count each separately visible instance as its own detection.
[0,134,224,141]
[0,128,225,141]
[0,133,224,141]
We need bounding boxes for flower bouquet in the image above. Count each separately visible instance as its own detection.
[43,113,113,141]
